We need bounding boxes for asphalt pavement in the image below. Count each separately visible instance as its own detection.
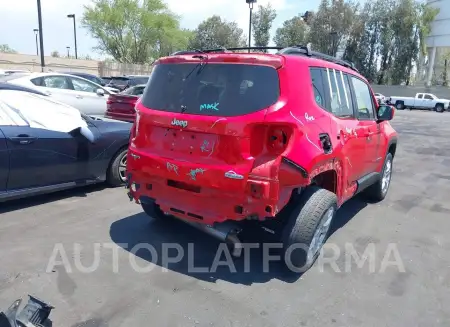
[1,109,450,327]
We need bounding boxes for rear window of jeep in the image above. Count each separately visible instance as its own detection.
[141,63,279,117]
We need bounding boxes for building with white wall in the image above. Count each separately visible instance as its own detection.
[426,0,450,85]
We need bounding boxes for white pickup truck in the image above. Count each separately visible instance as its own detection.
[386,93,450,112]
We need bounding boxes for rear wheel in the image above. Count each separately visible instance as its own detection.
[395,101,404,110]
[435,104,444,113]
[280,186,337,273]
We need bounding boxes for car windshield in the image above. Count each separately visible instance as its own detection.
[109,77,129,87]
[141,63,279,117]
[129,77,149,85]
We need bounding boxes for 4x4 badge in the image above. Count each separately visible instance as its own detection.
[224,170,244,180]
[171,118,188,128]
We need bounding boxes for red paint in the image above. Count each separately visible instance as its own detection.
[127,52,397,223]
[104,94,137,123]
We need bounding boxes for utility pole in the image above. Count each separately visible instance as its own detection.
[246,0,257,53]
[37,0,45,72]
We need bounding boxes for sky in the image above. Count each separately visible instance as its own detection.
[0,0,319,59]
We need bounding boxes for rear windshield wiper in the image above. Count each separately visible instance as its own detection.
[183,53,208,81]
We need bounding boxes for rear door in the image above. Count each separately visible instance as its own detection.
[314,67,367,184]
[415,93,424,107]
[133,61,280,191]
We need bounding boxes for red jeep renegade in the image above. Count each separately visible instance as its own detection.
[126,46,398,271]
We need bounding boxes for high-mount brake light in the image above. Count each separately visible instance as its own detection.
[158,53,283,69]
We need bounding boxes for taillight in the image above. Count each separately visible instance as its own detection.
[107,95,138,105]
[267,125,292,155]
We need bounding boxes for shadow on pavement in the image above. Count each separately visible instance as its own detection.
[109,196,368,285]
[0,183,106,214]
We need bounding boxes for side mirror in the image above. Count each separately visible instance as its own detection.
[377,105,394,121]
[96,88,105,96]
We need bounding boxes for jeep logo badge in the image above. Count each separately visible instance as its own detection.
[171,118,188,128]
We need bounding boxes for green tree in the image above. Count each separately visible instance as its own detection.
[343,0,385,82]
[252,3,277,50]
[308,0,358,56]
[0,44,17,54]
[390,0,420,84]
[376,0,397,84]
[188,16,246,50]
[82,0,189,64]
[273,16,308,48]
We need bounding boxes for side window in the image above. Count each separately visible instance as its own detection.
[30,77,43,86]
[309,68,326,109]
[42,76,70,89]
[424,94,433,100]
[417,94,423,99]
[350,76,375,120]
[70,77,98,93]
[325,68,354,117]
[133,86,145,96]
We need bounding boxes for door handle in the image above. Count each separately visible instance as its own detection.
[9,135,37,145]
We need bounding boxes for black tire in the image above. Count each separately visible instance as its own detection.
[106,147,127,187]
[435,104,444,113]
[395,101,404,110]
[363,152,393,202]
[141,201,166,220]
[280,186,337,273]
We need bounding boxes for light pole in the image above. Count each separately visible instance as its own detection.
[67,14,78,59]
[33,29,39,56]
[246,0,257,53]
[37,0,45,72]
[66,46,71,58]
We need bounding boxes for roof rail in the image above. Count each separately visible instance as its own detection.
[170,45,358,72]
[278,45,358,72]
[171,46,283,55]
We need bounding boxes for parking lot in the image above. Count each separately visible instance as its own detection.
[1,109,450,327]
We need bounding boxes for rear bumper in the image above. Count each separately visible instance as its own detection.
[126,169,284,225]
[105,112,135,123]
